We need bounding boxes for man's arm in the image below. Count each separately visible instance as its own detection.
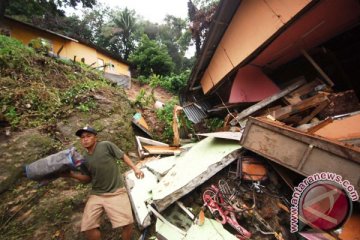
[61,171,91,184]
[123,154,144,179]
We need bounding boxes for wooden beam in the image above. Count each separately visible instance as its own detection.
[143,146,181,155]
[306,117,333,134]
[172,105,183,146]
[270,93,329,121]
[284,79,322,105]
[230,78,306,125]
[301,49,334,87]
[297,101,329,125]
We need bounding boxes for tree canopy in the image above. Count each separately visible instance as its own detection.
[1,0,201,92]
[1,0,96,20]
[129,35,174,77]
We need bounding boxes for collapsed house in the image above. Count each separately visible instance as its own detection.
[126,0,360,239]
[126,137,292,239]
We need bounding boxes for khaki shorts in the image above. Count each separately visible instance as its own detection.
[81,188,134,232]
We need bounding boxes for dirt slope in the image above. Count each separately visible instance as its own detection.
[0,35,141,240]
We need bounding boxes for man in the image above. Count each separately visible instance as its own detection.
[63,126,144,240]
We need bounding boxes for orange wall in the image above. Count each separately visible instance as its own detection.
[200,0,311,94]
[5,19,130,76]
[97,52,130,76]
[6,19,67,55]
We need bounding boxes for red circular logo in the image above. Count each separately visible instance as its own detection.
[299,182,351,231]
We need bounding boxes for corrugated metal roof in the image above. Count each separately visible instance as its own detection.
[183,102,208,123]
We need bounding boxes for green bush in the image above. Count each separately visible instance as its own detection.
[156,98,178,141]
[138,69,189,94]
[0,35,115,128]
[156,97,194,142]
[0,35,34,72]
[28,38,52,55]
[159,70,190,93]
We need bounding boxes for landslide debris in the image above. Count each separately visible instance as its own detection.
[0,35,138,239]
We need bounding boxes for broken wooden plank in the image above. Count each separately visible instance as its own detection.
[151,137,242,212]
[307,118,333,134]
[136,136,169,159]
[136,136,169,147]
[230,78,306,125]
[143,145,181,155]
[270,93,329,121]
[301,49,334,87]
[283,79,323,105]
[132,112,152,137]
[172,105,183,146]
[297,101,329,125]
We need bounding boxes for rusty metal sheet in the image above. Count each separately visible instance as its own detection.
[240,117,360,193]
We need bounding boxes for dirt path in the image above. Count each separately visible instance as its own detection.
[125,80,174,103]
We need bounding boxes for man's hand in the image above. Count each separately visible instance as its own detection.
[134,168,144,179]
[123,153,144,179]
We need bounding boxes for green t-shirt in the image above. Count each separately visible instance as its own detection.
[82,141,124,195]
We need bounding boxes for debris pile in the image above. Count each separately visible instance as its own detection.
[126,135,294,239]
[128,77,360,239]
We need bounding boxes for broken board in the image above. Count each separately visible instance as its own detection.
[151,136,242,212]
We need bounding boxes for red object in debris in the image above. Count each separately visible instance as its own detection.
[203,184,252,239]
[241,156,268,181]
[229,65,279,103]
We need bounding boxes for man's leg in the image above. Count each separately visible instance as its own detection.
[81,195,103,239]
[122,224,133,240]
[103,189,135,239]
[84,228,101,240]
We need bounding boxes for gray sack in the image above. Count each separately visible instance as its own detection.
[25,147,85,180]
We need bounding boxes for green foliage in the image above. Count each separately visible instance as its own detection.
[137,75,149,85]
[0,35,34,72]
[129,35,175,77]
[76,100,96,112]
[139,70,189,94]
[61,80,107,105]
[204,117,224,131]
[134,88,154,108]
[108,8,137,60]
[5,0,96,18]
[158,70,190,93]
[4,106,20,126]
[156,98,179,141]
[28,38,52,54]
[0,35,113,129]
[149,74,162,89]
[155,98,194,143]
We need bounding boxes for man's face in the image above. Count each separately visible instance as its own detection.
[80,132,97,148]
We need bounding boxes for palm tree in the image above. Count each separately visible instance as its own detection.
[107,7,137,60]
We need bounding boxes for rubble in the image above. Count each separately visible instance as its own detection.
[135,136,180,159]
[132,112,152,137]
[125,136,242,229]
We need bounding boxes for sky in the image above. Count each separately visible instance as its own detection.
[84,0,190,23]
[66,0,194,57]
